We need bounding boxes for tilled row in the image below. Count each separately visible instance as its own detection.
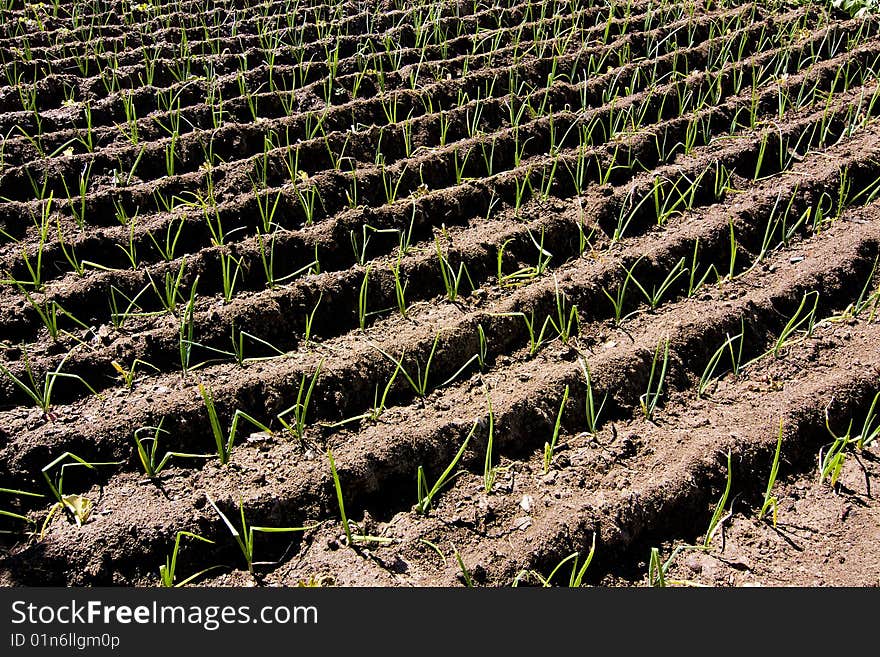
[1,91,878,413]
[1,200,877,584]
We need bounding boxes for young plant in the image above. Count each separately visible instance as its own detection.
[0,351,100,420]
[134,419,210,478]
[206,493,316,575]
[548,276,579,344]
[374,334,440,399]
[436,236,473,302]
[112,358,159,389]
[483,391,497,494]
[496,229,553,287]
[704,450,733,549]
[40,452,122,534]
[773,291,819,357]
[277,360,324,442]
[819,404,852,487]
[512,531,597,587]
[453,544,473,587]
[855,391,880,450]
[1,487,44,532]
[578,357,607,436]
[159,531,219,587]
[697,326,744,398]
[198,384,273,465]
[543,385,570,474]
[639,339,670,421]
[415,420,477,515]
[327,450,391,548]
[757,419,784,526]
[603,257,643,326]
[631,258,688,310]
[390,254,408,318]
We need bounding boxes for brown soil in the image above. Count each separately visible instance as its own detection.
[1,0,879,588]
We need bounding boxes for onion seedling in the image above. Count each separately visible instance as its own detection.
[327,450,392,548]
[639,339,670,421]
[543,385,569,474]
[199,384,274,465]
[483,391,497,494]
[416,420,477,515]
[0,350,101,420]
[758,419,784,526]
[1,487,44,533]
[134,419,210,478]
[41,452,123,535]
[703,450,733,549]
[579,357,607,436]
[277,360,324,442]
[206,493,317,576]
[374,335,439,399]
[159,531,220,587]
[773,291,819,357]
[855,391,880,450]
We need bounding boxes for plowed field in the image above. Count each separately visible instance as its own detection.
[2,0,880,587]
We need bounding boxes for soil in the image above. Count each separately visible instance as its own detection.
[1,0,879,588]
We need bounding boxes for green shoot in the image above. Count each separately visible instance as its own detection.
[159,531,219,587]
[543,385,569,474]
[277,359,324,442]
[639,338,670,421]
[206,493,317,575]
[134,419,210,478]
[198,384,273,465]
[416,420,477,515]
[758,419,784,526]
[327,449,391,548]
[704,450,733,549]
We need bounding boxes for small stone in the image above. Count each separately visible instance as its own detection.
[512,516,532,531]
[520,495,533,512]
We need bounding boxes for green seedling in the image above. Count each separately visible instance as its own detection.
[855,391,880,450]
[40,452,122,536]
[570,533,597,587]
[820,403,852,487]
[639,339,670,421]
[512,533,596,587]
[758,419,784,526]
[704,450,733,549]
[603,257,643,325]
[436,235,473,302]
[496,310,551,356]
[548,275,579,344]
[452,544,473,587]
[374,334,440,398]
[0,350,101,420]
[134,419,210,478]
[159,531,220,587]
[277,360,324,442]
[631,257,688,310]
[416,420,477,515]
[112,358,159,389]
[543,385,570,474]
[327,450,392,547]
[698,326,744,398]
[647,543,705,587]
[496,229,552,288]
[206,493,317,575]
[773,291,819,357]
[579,357,607,436]
[483,391,497,494]
[199,384,273,465]
[0,487,44,533]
